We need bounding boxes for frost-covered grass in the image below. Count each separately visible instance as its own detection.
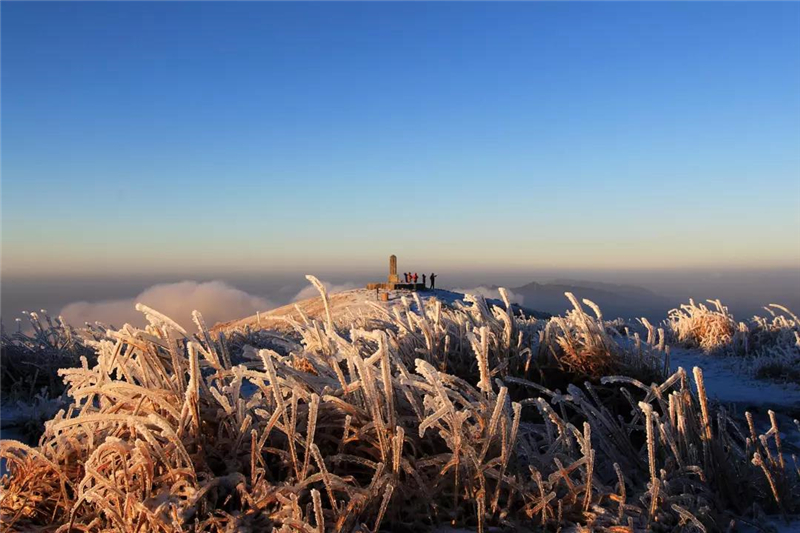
[667,299,800,385]
[667,299,742,353]
[1,311,106,445]
[1,311,101,403]
[1,277,798,531]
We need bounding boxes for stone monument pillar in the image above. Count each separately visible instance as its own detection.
[388,254,399,283]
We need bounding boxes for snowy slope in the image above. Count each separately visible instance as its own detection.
[670,347,800,410]
[212,287,549,334]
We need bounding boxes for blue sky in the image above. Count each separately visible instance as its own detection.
[2,2,799,277]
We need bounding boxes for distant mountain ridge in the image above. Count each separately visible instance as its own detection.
[509,279,676,322]
[546,279,663,298]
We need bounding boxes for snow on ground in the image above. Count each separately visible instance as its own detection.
[0,406,30,477]
[739,519,800,533]
[437,521,800,532]
[670,346,800,464]
[1,408,27,434]
[670,347,800,410]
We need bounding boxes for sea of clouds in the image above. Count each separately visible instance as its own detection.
[60,281,275,330]
[451,286,525,306]
[58,280,520,332]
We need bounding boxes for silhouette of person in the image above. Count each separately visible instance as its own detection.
[430,273,436,290]
[404,272,409,283]
[422,273,426,287]
[413,273,418,284]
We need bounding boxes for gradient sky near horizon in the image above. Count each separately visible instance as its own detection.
[2,1,800,278]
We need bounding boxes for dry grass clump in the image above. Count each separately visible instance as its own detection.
[1,279,798,531]
[1,312,103,441]
[537,293,667,383]
[745,305,800,384]
[667,300,741,354]
[747,304,800,352]
[668,300,800,384]
[1,311,99,403]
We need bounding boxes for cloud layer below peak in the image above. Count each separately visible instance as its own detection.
[60,281,273,330]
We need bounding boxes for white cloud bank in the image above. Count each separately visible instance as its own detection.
[452,286,525,306]
[60,281,273,330]
[292,281,358,302]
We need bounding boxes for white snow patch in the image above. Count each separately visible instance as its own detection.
[670,347,800,408]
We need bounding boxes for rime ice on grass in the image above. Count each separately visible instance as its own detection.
[1,282,799,531]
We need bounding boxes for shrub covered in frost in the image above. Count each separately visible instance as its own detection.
[668,299,800,384]
[1,279,798,531]
[667,299,743,354]
[1,311,100,404]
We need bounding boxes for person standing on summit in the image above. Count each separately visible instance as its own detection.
[430,273,437,290]
[413,272,418,284]
[404,272,408,283]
